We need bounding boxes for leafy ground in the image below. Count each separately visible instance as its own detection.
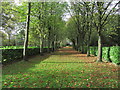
[2,47,119,88]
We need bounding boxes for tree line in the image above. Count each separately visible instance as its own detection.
[1,1,120,62]
[1,2,67,60]
[66,1,119,62]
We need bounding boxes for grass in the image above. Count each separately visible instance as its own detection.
[2,47,119,88]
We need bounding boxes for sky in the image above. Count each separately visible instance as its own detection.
[1,0,119,36]
[13,0,119,21]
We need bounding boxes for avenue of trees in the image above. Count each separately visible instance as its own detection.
[66,1,119,62]
[1,2,67,60]
[1,1,119,62]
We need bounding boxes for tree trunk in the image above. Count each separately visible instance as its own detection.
[8,34,11,46]
[23,2,31,61]
[47,26,51,53]
[87,30,91,57]
[97,2,103,62]
[97,33,102,62]
[81,43,84,53]
[39,37,44,56]
[55,39,58,49]
[107,47,112,62]
[71,39,75,49]
[54,35,57,50]
[47,37,50,53]
[80,36,84,53]
[52,41,54,52]
[39,37,42,54]
[76,36,79,50]
[87,44,90,57]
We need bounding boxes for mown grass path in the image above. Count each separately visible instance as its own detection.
[2,47,119,88]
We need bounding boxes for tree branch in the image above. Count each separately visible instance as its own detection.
[101,1,119,26]
[101,0,113,19]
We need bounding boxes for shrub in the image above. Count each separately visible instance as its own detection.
[90,46,97,56]
[2,48,52,65]
[90,46,120,65]
[2,49,23,64]
[0,46,40,49]
[110,46,120,65]
[102,47,111,62]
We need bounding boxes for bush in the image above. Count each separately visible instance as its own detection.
[0,46,40,49]
[90,46,120,65]
[102,47,111,62]
[90,46,98,56]
[2,48,52,65]
[110,46,120,65]
[2,49,23,64]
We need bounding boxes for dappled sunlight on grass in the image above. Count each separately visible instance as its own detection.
[2,47,119,88]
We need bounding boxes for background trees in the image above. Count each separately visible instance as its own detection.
[1,1,67,61]
[1,1,119,62]
[66,1,119,62]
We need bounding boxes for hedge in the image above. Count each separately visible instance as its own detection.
[0,46,40,49]
[90,46,120,65]
[102,47,111,62]
[83,46,87,54]
[110,46,120,65]
[2,48,52,65]
[90,47,98,56]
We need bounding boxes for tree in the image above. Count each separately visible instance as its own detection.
[1,2,16,45]
[93,1,119,62]
[23,2,31,61]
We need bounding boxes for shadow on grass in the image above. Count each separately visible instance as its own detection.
[42,62,95,64]
[2,54,51,75]
[2,62,118,88]
[3,47,95,76]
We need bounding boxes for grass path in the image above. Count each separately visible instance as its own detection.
[2,47,119,88]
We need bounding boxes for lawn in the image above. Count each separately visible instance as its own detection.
[2,47,119,88]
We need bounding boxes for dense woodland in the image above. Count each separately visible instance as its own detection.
[0,1,120,62]
[1,1,120,89]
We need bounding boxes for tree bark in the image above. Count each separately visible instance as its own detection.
[96,2,103,62]
[8,34,11,46]
[87,29,92,56]
[97,32,102,62]
[52,41,54,52]
[87,44,90,56]
[23,2,31,61]
[39,37,42,54]
[107,47,112,62]
[47,32,51,53]
[39,37,44,56]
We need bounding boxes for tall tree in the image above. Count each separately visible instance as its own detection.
[94,1,119,62]
[23,2,31,61]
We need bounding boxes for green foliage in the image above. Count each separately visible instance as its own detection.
[83,46,87,54]
[2,47,118,88]
[90,46,120,65]
[0,46,39,49]
[102,47,110,62]
[2,48,52,65]
[90,47,98,56]
[2,49,23,64]
[110,46,120,65]
[79,46,87,54]
[66,17,78,40]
